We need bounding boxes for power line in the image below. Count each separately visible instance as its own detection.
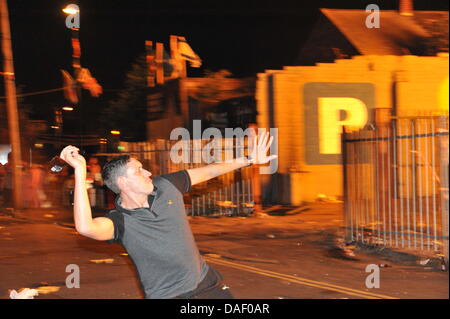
[0,87,64,99]
[0,87,121,99]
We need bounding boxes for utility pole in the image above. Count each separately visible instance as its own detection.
[0,0,23,209]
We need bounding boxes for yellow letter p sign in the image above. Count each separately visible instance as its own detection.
[318,97,368,154]
[303,82,374,164]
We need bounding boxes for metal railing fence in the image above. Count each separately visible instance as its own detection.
[116,138,255,217]
[343,116,449,265]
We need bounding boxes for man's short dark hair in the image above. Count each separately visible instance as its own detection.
[101,155,130,194]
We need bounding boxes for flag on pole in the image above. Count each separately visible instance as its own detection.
[177,36,202,68]
[61,69,78,103]
[77,68,103,97]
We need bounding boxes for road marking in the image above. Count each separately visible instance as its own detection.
[204,256,398,299]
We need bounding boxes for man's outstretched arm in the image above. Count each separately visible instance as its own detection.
[60,145,114,241]
[187,131,277,186]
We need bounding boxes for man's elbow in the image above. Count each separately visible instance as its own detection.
[76,224,112,241]
[75,225,90,237]
[75,224,97,240]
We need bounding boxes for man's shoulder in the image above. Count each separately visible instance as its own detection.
[156,170,191,194]
[105,209,123,219]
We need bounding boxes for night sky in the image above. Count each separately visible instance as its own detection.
[4,0,449,125]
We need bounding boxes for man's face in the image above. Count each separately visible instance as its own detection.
[122,158,154,195]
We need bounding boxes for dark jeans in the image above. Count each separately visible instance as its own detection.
[174,266,234,299]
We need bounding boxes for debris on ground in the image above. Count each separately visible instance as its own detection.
[90,258,114,264]
[419,259,430,266]
[316,194,343,203]
[327,196,343,203]
[216,201,237,208]
[334,238,356,257]
[417,257,448,271]
[342,248,355,257]
[253,205,282,218]
[9,288,39,299]
[36,286,60,294]
[440,258,447,271]
[284,206,311,216]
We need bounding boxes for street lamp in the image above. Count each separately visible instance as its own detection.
[62,6,79,16]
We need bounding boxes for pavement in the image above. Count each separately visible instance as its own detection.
[0,203,448,299]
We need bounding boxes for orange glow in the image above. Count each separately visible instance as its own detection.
[62,7,79,15]
[110,130,121,135]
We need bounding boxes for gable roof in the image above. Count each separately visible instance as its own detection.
[321,8,448,55]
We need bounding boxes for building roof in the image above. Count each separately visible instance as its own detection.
[321,9,448,55]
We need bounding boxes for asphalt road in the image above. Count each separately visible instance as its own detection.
[0,203,448,299]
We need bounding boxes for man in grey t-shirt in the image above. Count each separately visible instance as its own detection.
[59,132,275,298]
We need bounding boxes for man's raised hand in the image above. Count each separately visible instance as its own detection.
[60,145,86,171]
[249,131,277,165]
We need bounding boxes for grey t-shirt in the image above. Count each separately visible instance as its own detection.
[106,170,209,299]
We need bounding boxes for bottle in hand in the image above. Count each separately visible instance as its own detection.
[49,156,67,173]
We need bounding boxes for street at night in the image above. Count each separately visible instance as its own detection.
[0,0,448,314]
[1,203,447,299]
